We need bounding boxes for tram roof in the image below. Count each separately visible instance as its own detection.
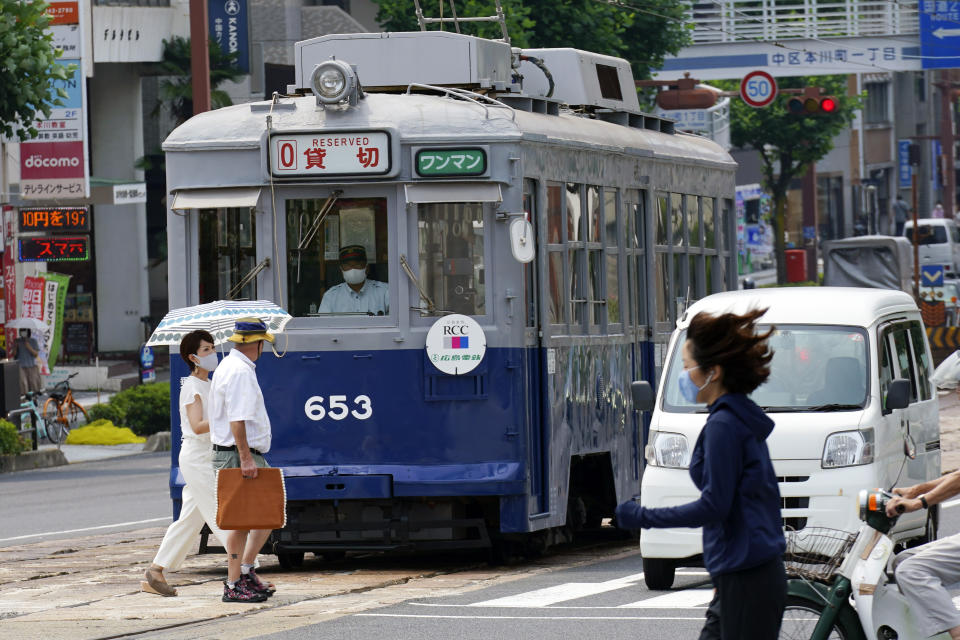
[163,93,735,168]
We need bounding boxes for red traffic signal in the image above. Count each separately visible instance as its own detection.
[786,94,838,115]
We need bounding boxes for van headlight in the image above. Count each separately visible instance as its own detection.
[822,428,874,468]
[645,432,692,469]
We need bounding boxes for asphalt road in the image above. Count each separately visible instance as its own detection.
[0,452,172,547]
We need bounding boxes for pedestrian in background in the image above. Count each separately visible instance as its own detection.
[11,329,42,395]
[616,308,785,640]
[209,318,277,603]
[142,329,229,597]
[932,201,945,218]
[892,194,910,236]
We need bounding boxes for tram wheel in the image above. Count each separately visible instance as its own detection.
[277,552,305,569]
[642,557,676,590]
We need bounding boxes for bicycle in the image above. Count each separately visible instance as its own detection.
[41,372,88,445]
[9,391,55,447]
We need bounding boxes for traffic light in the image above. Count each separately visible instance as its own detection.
[655,88,717,110]
[786,88,838,115]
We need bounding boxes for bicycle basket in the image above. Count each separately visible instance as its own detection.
[783,527,857,582]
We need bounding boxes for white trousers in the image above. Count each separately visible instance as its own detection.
[153,439,228,571]
[893,531,960,637]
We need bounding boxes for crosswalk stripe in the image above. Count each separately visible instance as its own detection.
[468,572,646,607]
[618,588,715,609]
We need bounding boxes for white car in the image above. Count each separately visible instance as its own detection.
[639,287,940,589]
[904,218,960,276]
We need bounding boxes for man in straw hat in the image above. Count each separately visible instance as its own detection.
[208,318,277,603]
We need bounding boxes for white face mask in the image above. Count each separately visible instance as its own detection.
[342,268,366,285]
[193,352,219,372]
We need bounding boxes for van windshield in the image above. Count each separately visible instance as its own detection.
[906,225,947,245]
[662,325,869,413]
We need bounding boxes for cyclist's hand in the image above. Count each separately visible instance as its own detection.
[240,456,258,479]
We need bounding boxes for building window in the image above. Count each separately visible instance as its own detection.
[864,82,889,124]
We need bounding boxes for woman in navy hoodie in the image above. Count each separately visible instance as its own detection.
[616,308,786,640]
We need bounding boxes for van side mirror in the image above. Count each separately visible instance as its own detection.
[885,378,911,413]
[631,381,654,412]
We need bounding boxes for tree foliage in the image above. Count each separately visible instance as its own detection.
[724,75,860,282]
[372,0,690,79]
[155,36,244,125]
[0,0,73,140]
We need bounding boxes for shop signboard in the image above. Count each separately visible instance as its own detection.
[19,207,90,233]
[39,272,71,369]
[3,208,16,352]
[19,236,90,262]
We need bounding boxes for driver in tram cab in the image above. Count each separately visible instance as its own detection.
[318,244,389,315]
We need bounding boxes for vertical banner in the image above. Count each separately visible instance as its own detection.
[39,272,70,369]
[208,0,249,73]
[21,0,89,199]
[3,208,16,353]
[898,140,912,190]
[40,277,58,375]
[21,276,48,374]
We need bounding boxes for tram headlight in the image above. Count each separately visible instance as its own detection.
[645,431,692,469]
[310,59,360,107]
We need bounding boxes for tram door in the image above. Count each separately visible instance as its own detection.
[523,179,549,515]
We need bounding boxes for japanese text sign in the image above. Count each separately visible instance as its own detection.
[899,140,912,189]
[45,1,79,25]
[19,236,90,262]
[416,149,486,177]
[19,207,89,233]
[208,0,249,73]
[22,277,45,320]
[269,131,391,177]
[919,0,960,69]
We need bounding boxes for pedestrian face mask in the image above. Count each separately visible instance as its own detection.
[192,352,219,372]
[678,367,714,404]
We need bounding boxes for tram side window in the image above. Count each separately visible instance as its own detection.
[198,207,256,303]
[546,182,566,325]
[523,178,538,328]
[625,189,647,328]
[285,197,389,318]
[418,202,486,316]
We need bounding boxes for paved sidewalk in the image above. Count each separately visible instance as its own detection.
[36,442,151,464]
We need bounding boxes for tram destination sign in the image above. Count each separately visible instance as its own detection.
[269,131,391,177]
[19,236,89,262]
[19,206,89,233]
[416,148,486,177]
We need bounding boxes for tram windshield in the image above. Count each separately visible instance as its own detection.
[418,202,486,316]
[661,325,869,413]
[286,197,390,317]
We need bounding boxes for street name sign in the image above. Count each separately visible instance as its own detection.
[919,0,960,69]
[740,71,777,108]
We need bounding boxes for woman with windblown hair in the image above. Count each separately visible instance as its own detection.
[617,308,786,640]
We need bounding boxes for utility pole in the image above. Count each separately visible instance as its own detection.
[912,170,920,298]
[189,0,211,115]
[937,70,957,217]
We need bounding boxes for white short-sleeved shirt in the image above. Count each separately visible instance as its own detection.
[318,279,389,315]
[179,375,211,441]
[208,348,272,453]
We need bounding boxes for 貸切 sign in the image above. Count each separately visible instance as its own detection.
[269,131,391,177]
[425,314,487,376]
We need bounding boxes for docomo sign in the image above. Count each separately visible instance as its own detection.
[20,141,84,179]
[740,70,778,108]
[269,131,391,177]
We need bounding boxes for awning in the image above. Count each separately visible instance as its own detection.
[170,187,262,211]
[404,182,502,204]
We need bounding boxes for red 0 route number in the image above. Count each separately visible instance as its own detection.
[740,70,778,108]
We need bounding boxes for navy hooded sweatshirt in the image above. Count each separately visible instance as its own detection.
[616,393,785,577]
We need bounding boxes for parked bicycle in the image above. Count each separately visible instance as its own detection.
[10,391,55,446]
[41,372,88,444]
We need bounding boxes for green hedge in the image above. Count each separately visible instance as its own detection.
[0,419,28,455]
[95,383,171,437]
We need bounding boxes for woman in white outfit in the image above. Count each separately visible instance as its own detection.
[142,330,228,596]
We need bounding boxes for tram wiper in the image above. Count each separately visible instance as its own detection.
[399,254,438,314]
[295,190,342,283]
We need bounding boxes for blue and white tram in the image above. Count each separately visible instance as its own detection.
[163,30,738,562]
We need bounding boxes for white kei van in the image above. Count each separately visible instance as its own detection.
[639,287,940,589]
[903,218,960,276]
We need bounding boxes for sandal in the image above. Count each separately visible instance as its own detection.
[141,564,177,597]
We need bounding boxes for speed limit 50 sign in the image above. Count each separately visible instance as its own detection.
[740,70,778,108]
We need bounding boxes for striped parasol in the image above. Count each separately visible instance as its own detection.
[147,300,292,346]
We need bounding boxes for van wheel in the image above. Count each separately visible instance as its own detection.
[642,557,676,590]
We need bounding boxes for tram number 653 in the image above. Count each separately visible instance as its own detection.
[304,395,373,421]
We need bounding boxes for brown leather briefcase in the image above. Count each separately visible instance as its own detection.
[215,467,287,530]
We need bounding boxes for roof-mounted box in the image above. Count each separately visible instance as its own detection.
[518,48,640,113]
[293,31,517,92]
